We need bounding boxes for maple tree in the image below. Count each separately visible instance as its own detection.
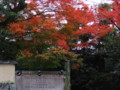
[7,0,112,46]
[97,0,120,36]
[0,0,113,69]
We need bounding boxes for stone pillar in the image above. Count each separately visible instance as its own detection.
[0,61,17,90]
[64,60,71,90]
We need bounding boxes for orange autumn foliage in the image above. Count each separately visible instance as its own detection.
[8,0,113,49]
[97,0,120,34]
[19,49,33,58]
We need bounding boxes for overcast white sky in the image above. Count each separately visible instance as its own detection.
[83,0,112,5]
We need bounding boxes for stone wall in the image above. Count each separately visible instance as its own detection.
[16,73,65,90]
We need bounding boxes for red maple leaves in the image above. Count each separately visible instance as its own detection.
[8,0,115,49]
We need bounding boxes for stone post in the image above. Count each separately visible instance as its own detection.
[64,60,71,90]
[0,61,17,90]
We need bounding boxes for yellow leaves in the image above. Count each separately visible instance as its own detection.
[36,47,79,61]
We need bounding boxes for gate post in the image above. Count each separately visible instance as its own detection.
[0,61,17,90]
[64,60,71,90]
